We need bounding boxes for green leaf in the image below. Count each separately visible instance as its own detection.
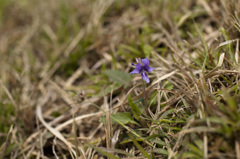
[143,44,153,57]
[120,44,141,56]
[145,134,164,140]
[181,152,199,159]
[181,97,189,108]
[164,82,174,90]
[162,125,182,131]
[194,23,208,55]
[151,139,166,146]
[105,70,131,88]
[159,109,175,119]
[92,146,121,159]
[207,117,231,125]
[91,147,135,157]
[121,137,144,144]
[194,139,203,150]
[96,83,121,97]
[100,112,140,126]
[194,23,209,75]
[187,143,203,157]
[158,119,184,124]
[152,148,168,155]
[128,133,150,159]
[128,95,141,120]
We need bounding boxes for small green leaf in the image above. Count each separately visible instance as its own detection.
[151,139,166,146]
[194,23,208,55]
[92,146,121,159]
[100,112,140,126]
[91,147,135,157]
[120,137,144,144]
[128,133,150,159]
[128,95,141,120]
[143,44,153,57]
[120,44,141,56]
[164,82,174,90]
[162,125,182,131]
[181,97,189,108]
[159,109,175,119]
[97,83,121,97]
[194,23,209,75]
[181,152,199,159]
[105,70,131,88]
[152,148,168,155]
[187,143,203,157]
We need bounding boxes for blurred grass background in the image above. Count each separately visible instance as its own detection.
[1,0,240,158]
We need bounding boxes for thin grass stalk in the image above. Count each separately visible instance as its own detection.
[142,78,149,116]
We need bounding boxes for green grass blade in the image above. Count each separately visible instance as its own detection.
[128,133,150,159]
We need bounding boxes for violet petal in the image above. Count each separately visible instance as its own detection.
[130,68,141,74]
[141,72,150,83]
[130,63,142,74]
[144,65,155,72]
[141,57,149,66]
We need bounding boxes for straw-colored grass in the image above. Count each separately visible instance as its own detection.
[1,0,240,158]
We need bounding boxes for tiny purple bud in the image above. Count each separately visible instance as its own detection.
[135,58,139,63]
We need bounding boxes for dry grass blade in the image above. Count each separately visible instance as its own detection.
[52,137,59,159]
[217,39,237,48]
[0,125,13,159]
[56,112,103,131]
[204,132,208,159]
[104,96,112,153]
[64,66,83,88]
[236,140,240,159]
[14,18,40,54]
[179,127,217,135]
[235,39,239,64]
[152,71,177,86]
[0,79,17,110]
[205,53,225,79]
[36,93,78,158]
[37,106,78,158]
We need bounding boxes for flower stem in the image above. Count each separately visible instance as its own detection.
[142,78,149,116]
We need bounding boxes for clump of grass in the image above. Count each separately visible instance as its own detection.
[0,0,240,158]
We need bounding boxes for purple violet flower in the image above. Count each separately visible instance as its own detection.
[130,57,155,83]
